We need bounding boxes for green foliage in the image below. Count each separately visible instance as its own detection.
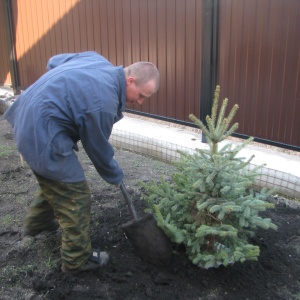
[140,86,277,269]
[0,144,15,158]
[1,214,18,226]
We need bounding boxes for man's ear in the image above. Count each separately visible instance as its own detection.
[127,77,135,85]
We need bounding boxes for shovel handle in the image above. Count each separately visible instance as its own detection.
[120,182,139,221]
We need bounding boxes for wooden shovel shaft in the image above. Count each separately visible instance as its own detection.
[120,182,138,221]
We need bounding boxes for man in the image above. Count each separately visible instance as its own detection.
[4,51,160,274]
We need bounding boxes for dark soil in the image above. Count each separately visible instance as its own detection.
[0,116,300,300]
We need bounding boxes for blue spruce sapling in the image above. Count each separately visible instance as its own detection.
[140,86,277,269]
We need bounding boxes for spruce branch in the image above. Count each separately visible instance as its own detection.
[215,98,228,136]
[189,114,211,138]
[211,85,220,125]
[227,104,239,124]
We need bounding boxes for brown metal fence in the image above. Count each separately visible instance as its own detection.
[2,0,202,121]
[217,0,300,148]
[0,0,299,149]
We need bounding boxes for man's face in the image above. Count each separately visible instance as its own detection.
[125,77,155,105]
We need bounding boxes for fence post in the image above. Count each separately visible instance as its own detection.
[200,0,218,143]
[1,0,18,93]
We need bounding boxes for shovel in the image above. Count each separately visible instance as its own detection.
[120,182,172,266]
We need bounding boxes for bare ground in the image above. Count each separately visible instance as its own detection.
[0,116,300,300]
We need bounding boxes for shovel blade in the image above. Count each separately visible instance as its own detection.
[122,213,172,266]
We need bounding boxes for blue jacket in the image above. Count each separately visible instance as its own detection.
[4,51,125,183]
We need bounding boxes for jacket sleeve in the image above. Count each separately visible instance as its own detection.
[79,110,124,184]
[46,53,78,71]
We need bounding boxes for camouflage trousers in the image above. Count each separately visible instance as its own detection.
[25,172,92,270]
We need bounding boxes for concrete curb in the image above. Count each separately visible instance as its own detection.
[111,116,300,200]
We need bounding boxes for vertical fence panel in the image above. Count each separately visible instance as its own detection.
[122,0,133,66]
[185,0,197,116]
[174,0,185,119]
[166,0,176,118]
[217,0,300,148]
[137,0,150,113]
[114,0,124,66]
[156,0,167,117]
[130,0,141,64]
[106,0,117,64]
[147,0,159,114]
[0,0,12,86]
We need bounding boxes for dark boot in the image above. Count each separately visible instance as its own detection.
[61,249,109,274]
